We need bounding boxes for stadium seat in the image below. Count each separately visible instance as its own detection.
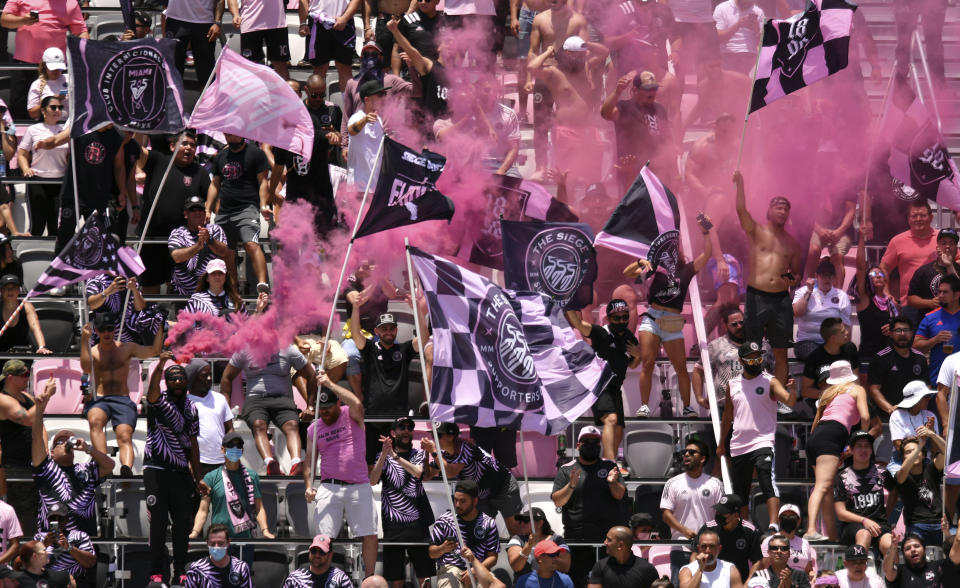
[510,432,558,479]
[284,482,316,538]
[119,544,157,588]
[32,300,78,353]
[647,544,673,579]
[115,486,150,538]
[252,548,290,588]
[259,482,281,534]
[32,358,84,414]
[19,248,57,292]
[12,238,55,256]
[625,425,675,478]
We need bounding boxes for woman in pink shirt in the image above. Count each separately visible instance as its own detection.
[804,361,870,542]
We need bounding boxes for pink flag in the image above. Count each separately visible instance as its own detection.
[189,48,314,160]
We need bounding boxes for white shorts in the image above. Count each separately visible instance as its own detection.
[313,482,378,537]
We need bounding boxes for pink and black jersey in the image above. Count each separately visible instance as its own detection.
[168,224,228,296]
[377,447,435,537]
[34,529,94,578]
[144,393,199,474]
[185,556,253,588]
[430,510,500,569]
[33,456,100,537]
[834,463,893,525]
[281,566,353,587]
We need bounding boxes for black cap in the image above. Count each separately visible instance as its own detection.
[184,195,205,211]
[606,299,629,315]
[391,416,414,430]
[93,311,118,331]
[317,389,337,408]
[715,493,744,515]
[738,341,762,358]
[816,364,831,384]
[0,274,19,288]
[939,228,960,242]
[845,544,868,561]
[454,479,479,497]
[629,512,655,529]
[518,507,546,522]
[436,421,460,436]
[815,259,836,276]
[359,80,387,99]
[222,431,244,447]
[48,502,69,519]
[849,430,874,448]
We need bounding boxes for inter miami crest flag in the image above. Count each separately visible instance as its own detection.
[594,166,680,259]
[409,247,611,435]
[500,219,597,311]
[750,0,856,112]
[67,37,185,137]
[119,0,136,31]
[879,76,960,210]
[354,137,454,239]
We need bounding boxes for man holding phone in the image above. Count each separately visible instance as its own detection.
[429,480,500,588]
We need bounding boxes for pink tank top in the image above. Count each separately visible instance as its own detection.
[821,391,860,432]
[306,407,368,484]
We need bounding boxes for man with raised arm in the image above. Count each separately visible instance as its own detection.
[734,170,801,386]
[81,312,164,476]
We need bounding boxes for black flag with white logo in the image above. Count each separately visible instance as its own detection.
[354,137,454,239]
[67,36,186,137]
[501,219,597,311]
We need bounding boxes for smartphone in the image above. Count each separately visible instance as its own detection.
[51,520,60,536]
[29,10,38,19]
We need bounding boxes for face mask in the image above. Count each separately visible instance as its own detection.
[780,517,798,533]
[609,323,628,336]
[208,546,227,560]
[579,442,601,461]
[225,448,243,462]
[715,513,729,527]
[635,532,652,540]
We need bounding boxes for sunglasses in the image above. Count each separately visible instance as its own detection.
[309,548,330,555]
[393,423,414,431]
[768,545,790,552]
[868,271,886,278]
[53,438,71,447]
[47,105,63,111]
[542,552,560,558]
[728,320,744,326]
[682,449,701,456]
[224,443,243,449]
[741,356,763,365]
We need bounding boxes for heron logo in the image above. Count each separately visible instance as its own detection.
[524,227,595,305]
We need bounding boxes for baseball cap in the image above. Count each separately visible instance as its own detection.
[455,479,479,497]
[50,430,73,449]
[629,512,655,529]
[359,80,387,99]
[517,507,546,522]
[715,493,744,515]
[815,259,836,276]
[844,544,868,561]
[316,389,337,408]
[48,501,69,519]
[0,359,29,383]
[578,425,602,441]
[221,431,244,447]
[206,258,227,274]
[848,430,874,448]
[42,47,67,71]
[939,228,960,242]
[361,40,382,54]
[561,35,586,52]
[0,274,19,288]
[778,504,801,518]
[738,341,762,358]
[93,311,118,331]
[310,534,332,553]
[184,195,205,211]
[634,70,659,90]
[436,421,460,436]
[391,416,415,430]
[898,380,936,409]
[606,299,629,315]
[534,539,565,558]
[377,313,397,328]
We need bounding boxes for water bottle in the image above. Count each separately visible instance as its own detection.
[80,373,90,402]
[557,431,566,467]
[0,151,8,177]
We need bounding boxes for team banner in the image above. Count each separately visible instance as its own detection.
[880,76,960,210]
[354,137,454,239]
[189,48,314,161]
[594,166,679,259]
[30,212,145,297]
[120,0,136,31]
[750,0,856,112]
[500,219,597,311]
[409,246,611,435]
[67,36,185,137]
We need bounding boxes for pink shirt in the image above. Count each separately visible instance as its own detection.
[880,229,937,304]
[728,372,778,456]
[821,392,860,432]
[659,472,724,545]
[3,0,87,63]
[239,0,286,33]
[307,407,367,484]
[0,500,22,553]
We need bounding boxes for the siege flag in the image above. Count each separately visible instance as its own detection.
[354,137,454,239]
[67,37,185,137]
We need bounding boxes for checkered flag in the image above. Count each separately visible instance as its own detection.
[750,0,856,112]
[409,246,611,435]
[880,76,960,210]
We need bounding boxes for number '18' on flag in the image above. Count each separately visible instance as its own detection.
[750,0,857,112]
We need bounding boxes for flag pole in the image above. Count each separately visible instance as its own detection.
[308,136,386,493]
[735,30,766,172]
[517,430,537,534]
[118,40,230,339]
[912,29,943,134]
[860,61,897,233]
[675,198,731,493]
[945,375,958,525]
[404,238,477,588]
[0,298,29,337]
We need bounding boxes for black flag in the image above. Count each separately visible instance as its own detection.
[353,137,454,239]
[120,0,136,31]
[501,219,597,310]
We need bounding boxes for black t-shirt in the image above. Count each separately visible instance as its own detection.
[868,346,929,409]
[360,340,415,415]
[648,263,695,311]
[891,559,951,587]
[588,324,637,393]
[210,143,270,214]
[908,261,959,301]
[13,569,71,588]
[694,521,762,581]
[613,100,671,161]
[897,461,944,525]
[276,102,342,203]
[399,9,440,59]
[61,128,124,209]
[421,62,449,119]
[802,342,860,381]
[142,150,212,235]
[588,554,658,588]
[834,463,894,524]
[552,459,623,541]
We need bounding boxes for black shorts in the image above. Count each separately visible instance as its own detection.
[469,426,518,469]
[139,242,174,287]
[307,18,356,66]
[840,519,892,548]
[381,545,434,581]
[731,447,778,503]
[806,420,849,461]
[375,16,396,59]
[241,27,291,63]
[241,395,300,428]
[744,286,793,348]
[593,387,624,427]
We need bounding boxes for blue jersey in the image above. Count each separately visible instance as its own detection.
[917,307,960,384]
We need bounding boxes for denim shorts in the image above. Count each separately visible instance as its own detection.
[516,7,537,58]
[638,307,685,342]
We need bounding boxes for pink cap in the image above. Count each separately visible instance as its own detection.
[310,534,332,553]
[206,259,227,274]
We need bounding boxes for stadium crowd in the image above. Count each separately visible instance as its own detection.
[0,0,955,586]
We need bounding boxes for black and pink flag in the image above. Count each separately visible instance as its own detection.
[594,166,679,260]
[67,36,185,137]
[29,212,145,297]
[750,0,857,112]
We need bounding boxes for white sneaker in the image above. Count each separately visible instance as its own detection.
[636,404,650,418]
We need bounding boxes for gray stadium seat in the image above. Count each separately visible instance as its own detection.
[19,248,57,292]
[285,482,315,538]
[252,548,290,588]
[625,425,675,478]
[31,300,77,353]
[115,486,150,538]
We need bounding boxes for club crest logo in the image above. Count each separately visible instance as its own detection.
[892,178,919,201]
[222,162,242,181]
[99,46,169,130]
[475,287,542,410]
[648,230,680,276]
[85,141,106,165]
[524,227,595,305]
[774,13,821,78]
[183,176,192,187]
[64,221,105,268]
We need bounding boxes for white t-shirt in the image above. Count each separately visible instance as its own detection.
[836,569,883,588]
[669,0,714,23]
[166,0,216,24]
[680,560,734,586]
[889,408,938,442]
[792,285,852,343]
[187,391,234,465]
[308,0,348,17]
[0,500,22,554]
[442,0,496,17]
[240,0,286,33]
[18,122,68,178]
[347,109,384,190]
[27,75,69,121]
[659,472,724,544]
[936,352,960,390]
[713,0,764,55]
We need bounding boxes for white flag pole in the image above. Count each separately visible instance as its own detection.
[945,375,958,524]
[859,61,897,231]
[912,29,944,134]
[404,239,477,588]
[735,28,766,172]
[518,430,537,533]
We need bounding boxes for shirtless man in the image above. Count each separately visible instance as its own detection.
[735,171,801,386]
[682,54,751,131]
[363,0,417,72]
[513,0,551,122]
[81,311,164,476]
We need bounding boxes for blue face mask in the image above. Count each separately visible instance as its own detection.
[208,546,227,561]
[224,448,243,463]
